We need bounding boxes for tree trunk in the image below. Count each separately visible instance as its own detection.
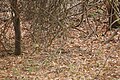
[9,0,21,55]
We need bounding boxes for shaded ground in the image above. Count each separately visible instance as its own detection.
[0,0,120,80]
[0,23,120,80]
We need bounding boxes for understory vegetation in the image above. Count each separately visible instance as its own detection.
[0,0,120,80]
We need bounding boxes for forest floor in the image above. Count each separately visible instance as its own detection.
[0,20,120,80]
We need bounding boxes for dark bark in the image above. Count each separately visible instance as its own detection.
[9,0,21,55]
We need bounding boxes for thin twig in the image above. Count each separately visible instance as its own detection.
[104,28,120,44]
